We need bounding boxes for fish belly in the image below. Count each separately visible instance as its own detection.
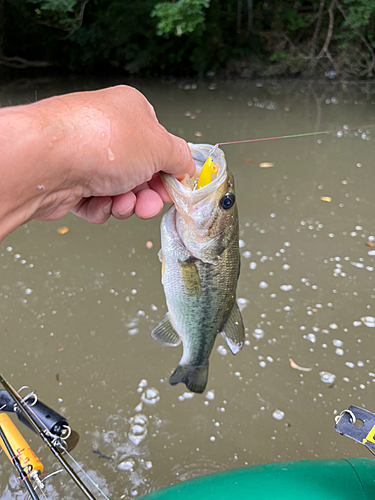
[160,206,239,368]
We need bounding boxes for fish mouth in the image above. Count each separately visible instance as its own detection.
[160,144,227,211]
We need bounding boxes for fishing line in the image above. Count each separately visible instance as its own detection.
[62,449,111,500]
[208,123,375,156]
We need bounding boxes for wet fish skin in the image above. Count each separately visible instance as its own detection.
[152,145,244,394]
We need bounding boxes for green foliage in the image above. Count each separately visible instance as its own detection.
[269,50,288,63]
[2,0,375,77]
[151,0,210,36]
[26,0,81,27]
[281,8,306,32]
[27,0,77,12]
[341,0,375,30]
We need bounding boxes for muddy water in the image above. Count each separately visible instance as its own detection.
[1,78,375,499]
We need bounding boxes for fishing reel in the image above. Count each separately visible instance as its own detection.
[0,384,79,499]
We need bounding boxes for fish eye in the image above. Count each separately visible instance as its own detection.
[219,193,235,210]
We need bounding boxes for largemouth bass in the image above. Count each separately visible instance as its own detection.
[152,144,244,393]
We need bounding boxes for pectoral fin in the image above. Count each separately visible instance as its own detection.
[220,301,245,355]
[151,313,181,347]
[179,260,201,299]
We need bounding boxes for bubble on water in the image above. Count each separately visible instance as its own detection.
[367,250,375,256]
[237,297,249,311]
[141,388,160,405]
[304,333,316,343]
[335,348,344,356]
[272,409,285,420]
[361,316,375,327]
[118,458,135,471]
[206,390,215,400]
[128,328,139,335]
[134,403,142,412]
[282,264,290,270]
[128,414,148,445]
[178,392,194,401]
[145,461,153,469]
[329,323,338,329]
[280,285,293,291]
[138,379,147,388]
[242,251,251,259]
[333,339,343,347]
[6,246,12,252]
[217,345,228,356]
[346,362,355,368]
[253,328,264,339]
[320,371,336,384]
[25,288,32,295]
[239,240,245,248]
[249,262,257,270]
[351,262,364,268]
[259,281,269,289]
[353,321,362,327]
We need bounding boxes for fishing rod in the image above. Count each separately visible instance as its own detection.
[0,418,40,500]
[0,374,102,500]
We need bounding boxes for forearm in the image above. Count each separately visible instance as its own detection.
[0,85,194,242]
[0,92,109,242]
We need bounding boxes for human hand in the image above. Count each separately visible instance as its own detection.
[32,85,195,225]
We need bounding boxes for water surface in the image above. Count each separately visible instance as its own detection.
[1,78,375,499]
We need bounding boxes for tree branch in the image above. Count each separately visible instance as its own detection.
[316,0,336,60]
[0,54,51,69]
[310,0,325,56]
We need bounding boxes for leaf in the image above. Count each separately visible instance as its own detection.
[289,358,312,372]
[259,162,275,168]
[320,196,332,202]
[57,226,69,234]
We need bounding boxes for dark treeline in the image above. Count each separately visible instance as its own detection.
[1,0,375,78]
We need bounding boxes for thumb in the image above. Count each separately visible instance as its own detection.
[158,133,196,180]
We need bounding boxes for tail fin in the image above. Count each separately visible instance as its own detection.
[169,363,209,394]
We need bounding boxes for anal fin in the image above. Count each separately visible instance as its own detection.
[151,313,181,347]
[220,301,245,355]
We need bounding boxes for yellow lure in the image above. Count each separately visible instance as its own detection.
[196,156,219,189]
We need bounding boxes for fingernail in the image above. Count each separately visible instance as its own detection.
[103,200,112,216]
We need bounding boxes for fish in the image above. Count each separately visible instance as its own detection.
[151,143,245,393]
